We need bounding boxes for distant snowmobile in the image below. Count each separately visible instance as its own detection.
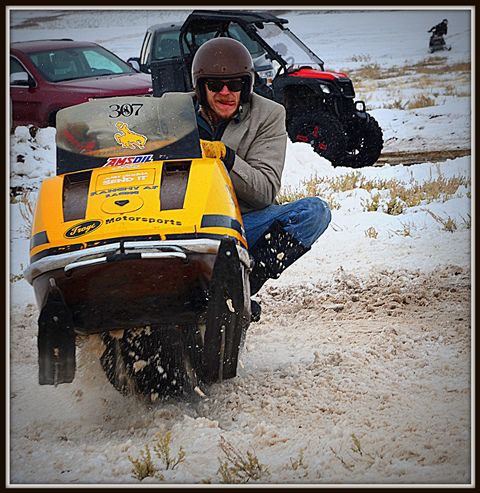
[428,19,451,53]
[24,93,252,400]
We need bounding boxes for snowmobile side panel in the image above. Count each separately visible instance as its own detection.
[201,237,251,383]
[38,285,76,385]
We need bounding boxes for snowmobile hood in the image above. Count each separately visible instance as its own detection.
[27,157,247,268]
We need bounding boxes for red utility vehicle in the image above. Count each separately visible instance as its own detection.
[130,10,383,168]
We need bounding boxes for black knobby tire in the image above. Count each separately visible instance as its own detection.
[334,114,384,168]
[287,111,347,164]
[100,325,201,399]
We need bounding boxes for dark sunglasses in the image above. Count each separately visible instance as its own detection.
[205,79,244,93]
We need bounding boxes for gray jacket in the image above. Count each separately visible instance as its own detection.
[188,91,287,213]
[221,93,287,213]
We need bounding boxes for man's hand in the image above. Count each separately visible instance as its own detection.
[200,139,227,160]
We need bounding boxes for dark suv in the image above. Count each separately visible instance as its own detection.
[129,20,275,86]
[128,10,383,168]
[10,39,153,129]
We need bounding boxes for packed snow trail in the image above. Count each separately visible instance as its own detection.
[9,266,470,484]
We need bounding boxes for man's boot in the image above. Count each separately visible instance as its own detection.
[249,220,311,297]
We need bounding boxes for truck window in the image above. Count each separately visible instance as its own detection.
[181,23,265,60]
[10,57,27,78]
[140,32,153,64]
[153,32,181,59]
[227,23,265,58]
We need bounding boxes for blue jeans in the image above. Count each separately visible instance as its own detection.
[242,197,331,249]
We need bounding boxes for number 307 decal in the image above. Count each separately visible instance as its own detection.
[109,103,143,118]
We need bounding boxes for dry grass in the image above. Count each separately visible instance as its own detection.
[362,192,382,212]
[289,448,308,473]
[13,190,36,238]
[461,214,471,229]
[128,435,312,483]
[351,57,470,82]
[129,445,162,481]
[365,227,378,239]
[152,431,186,471]
[330,433,376,471]
[384,93,437,110]
[128,431,185,482]
[217,437,269,484]
[397,222,413,237]
[278,172,365,204]
[385,99,406,110]
[348,57,471,106]
[444,84,470,97]
[416,61,470,75]
[425,210,458,232]
[354,63,382,79]
[277,173,469,217]
[385,196,405,215]
[406,94,436,109]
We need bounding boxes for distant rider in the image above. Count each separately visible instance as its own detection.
[190,37,331,322]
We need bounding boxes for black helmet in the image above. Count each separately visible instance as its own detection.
[191,37,255,104]
[443,19,448,23]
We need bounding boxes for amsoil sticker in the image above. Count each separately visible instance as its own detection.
[114,122,147,150]
[103,155,153,168]
[64,220,102,238]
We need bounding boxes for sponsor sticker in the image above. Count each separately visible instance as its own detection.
[113,122,147,150]
[96,169,155,189]
[64,220,102,238]
[90,185,158,197]
[105,216,182,226]
[103,154,154,168]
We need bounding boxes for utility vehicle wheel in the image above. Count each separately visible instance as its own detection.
[100,325,202,399]
[333,114,384,168]
[288,111,347,164]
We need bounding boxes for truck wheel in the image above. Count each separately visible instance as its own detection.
[335,114,383,168]
[288,111,346,165]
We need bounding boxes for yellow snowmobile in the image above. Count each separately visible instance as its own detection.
[24,93,251,398]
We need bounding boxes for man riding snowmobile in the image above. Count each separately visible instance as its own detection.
[24,38,331,400]
[428,19,449,52]
[189,38,332,321]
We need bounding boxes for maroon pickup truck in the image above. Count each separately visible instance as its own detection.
[10,39,153,129]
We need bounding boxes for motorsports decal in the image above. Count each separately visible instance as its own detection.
[103,154,154,168]
[105,216,182,226]
[64,220,102,238]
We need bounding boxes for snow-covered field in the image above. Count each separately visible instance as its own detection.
[7,7,473,486]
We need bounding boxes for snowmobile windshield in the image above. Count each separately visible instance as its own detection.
[254,23,323,70]
[56,93,202,174]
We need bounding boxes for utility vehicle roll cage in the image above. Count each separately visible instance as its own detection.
[179,10,325,76]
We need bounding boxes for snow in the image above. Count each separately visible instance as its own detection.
[7,7,473,487]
